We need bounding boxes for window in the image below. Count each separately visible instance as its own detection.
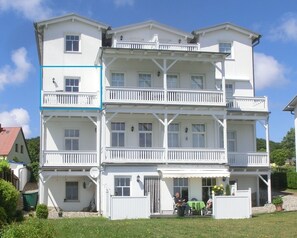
[173,178,188,201]
[65,78,79,92]
[225,83,234,98]
[114,177,130,196]
[65,129,79,150]
[191,75,204,90]
[15,144,18,153]
[168,124,179,147]
[111,122,125,147]
[139,74,151,87]
[192,124,206,148]
[65,181,79,200]
[167,75,178,88]
[65,35,79,52]
[111,73,124,87]
[139,123,152,147]
[20,145,24,154]
[202,178,216,202]
[219,42,232,58]
[227,131,237,152]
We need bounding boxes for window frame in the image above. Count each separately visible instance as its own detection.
[111,122,125,147]
[139,123,152,148]
[192,124,206,148]
[168,123,180,148]
[219,42,233,59]
[65,77,80,93]
[191,75,204,90]
[138,73,152,88]
[202,178,216,202]
[15,143,18,153]
[173,178,189,201]
[111,72,125,87]
[65,181,79,201]
[114,177,131,196]
[65,34,81,53]
[167,74,179,89]
[64,129,79,151]
[227,130,237,152]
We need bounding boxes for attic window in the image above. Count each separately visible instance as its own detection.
[15,143,18,153]
[219,42,232,58]
[65,35,80,52]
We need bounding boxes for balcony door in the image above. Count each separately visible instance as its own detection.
[65,129,79,150]
[139,123,152,147]
[144,177,160,214]
[168,124,179,147]
[192,124,206,148]
[64,78,79,104]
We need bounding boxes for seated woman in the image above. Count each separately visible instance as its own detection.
[174,192,190,215]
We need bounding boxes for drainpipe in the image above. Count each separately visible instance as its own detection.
[251,35,261,97]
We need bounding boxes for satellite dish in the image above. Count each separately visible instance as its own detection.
[90,167,100,178]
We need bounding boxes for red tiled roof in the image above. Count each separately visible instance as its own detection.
[0,127,21,156]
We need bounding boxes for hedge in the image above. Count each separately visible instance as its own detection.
[287,172,297,189]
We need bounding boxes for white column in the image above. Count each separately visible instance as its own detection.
[164,113,168,163]
[97,114,101,215]
[256,176,260,206]
[101,111,106,163]
[39,174,44,204]
[265,117,270,164]
[223,115,228,163]
[221,60,226,104]
[163,59,167,102]
[267,173,271,203]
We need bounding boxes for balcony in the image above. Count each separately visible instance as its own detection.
[105,87,224,106]
[228,152,269,167]
[104,148,226,164]
[41,91,100,109]
[42,151,98,167]
[227,97,268,112]
[114,40,199,52]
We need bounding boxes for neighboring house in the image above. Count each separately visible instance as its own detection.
[0,124,31,190]
[283,96,297,172]
[35,13,271,216]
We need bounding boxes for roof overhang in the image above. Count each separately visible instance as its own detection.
[284,95,297,112]
[158,167,230,178]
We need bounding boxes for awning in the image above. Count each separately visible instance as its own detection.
[158,168,230,178]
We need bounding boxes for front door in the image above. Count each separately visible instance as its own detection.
[144,177,160,214]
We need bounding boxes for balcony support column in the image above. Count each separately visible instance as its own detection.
[164,113,168,163]
[223,116,227,163]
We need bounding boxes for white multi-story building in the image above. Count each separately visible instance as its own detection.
[35,14,271,216]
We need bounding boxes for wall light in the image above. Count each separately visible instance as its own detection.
[178,39,181,44]
[52,78,55,83]
[185,127,188,133]
[222,177,226,182]
[131,126,134,132]
[120,35,123,41]
[157,71,161,77]
[137,175,140,183]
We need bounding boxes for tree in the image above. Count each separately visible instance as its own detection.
[26,137,40,163]
[256,138,281,152]
[270,148,290,166]
[281,128,295,158]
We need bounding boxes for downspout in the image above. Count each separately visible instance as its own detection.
[251,35,261,97]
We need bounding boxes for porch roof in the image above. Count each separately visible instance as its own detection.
[158,167,230,178]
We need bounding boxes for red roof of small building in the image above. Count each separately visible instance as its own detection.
[0,127,21,156]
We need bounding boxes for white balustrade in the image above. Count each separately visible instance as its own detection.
[42,91,99,108]
[228,152,269,167]
[168,149,226,163]
[43,151,98,166]
[115,41,199,51]
[227,97,268,112]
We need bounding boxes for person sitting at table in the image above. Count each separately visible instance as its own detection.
[174,192,190,215]
[205,198,212,215]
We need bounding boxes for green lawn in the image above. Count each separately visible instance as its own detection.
[45,212,297,238]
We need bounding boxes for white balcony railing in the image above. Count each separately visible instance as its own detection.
[227,97,268,112]
[105,148,226,164]
[42,91,99,108]
[115,41,199,52]
[105,87,224,106]
[42,151,98,167]
[228,152,269,167]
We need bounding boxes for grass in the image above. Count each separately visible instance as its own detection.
[44,211,297,238]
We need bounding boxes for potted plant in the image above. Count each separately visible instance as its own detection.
[272,196,283,211]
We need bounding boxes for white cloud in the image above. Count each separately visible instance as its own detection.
[0,47,33,90]
[0,108,31,137]
[113,0,135,7]
[0,0,52,21]
[254,52,288,90]
[269,13,297,42]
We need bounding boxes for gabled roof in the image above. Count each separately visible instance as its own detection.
[108,20,193,39]
[35,13,109,29]
[0,127,22,156]
[193,22,261,42]
[284,95,297,112]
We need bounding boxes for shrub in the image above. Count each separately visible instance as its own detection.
[287,172,297,189]
[0,160,9,172]
[0,206,7,229]
[1,218,55,238]
[0,179,19,222]
[28,161,39,182]
[225,184,231,195]
[272,196,283,205]
[13,210,24,222]
[36,204,49,219]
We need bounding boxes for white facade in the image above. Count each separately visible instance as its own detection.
[36,14,271,217]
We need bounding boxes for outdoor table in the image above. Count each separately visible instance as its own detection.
[187,201,205,214]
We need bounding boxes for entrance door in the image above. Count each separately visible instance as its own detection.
[144,177,160,214]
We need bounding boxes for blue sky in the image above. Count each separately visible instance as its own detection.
[0,0,297,142]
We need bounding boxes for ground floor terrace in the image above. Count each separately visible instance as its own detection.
[39,165,271,217]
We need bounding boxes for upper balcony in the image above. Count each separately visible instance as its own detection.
[227,97,268,112]
[114,40,199,52]
[105,87,224,106]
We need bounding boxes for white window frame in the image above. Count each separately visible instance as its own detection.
[114,177,131,196]
[111,72,125,87]
[167,74,179,89]
[192,124,206,148]
[227,131,237,152]
[139,123,152,147]
[65,181,79,201]
[111,122,125,147]
[139,73,152,88]
[168,123,180,147]
[219,42,233,59]
[64,129,79,150]
[173,178,188,200]
[225,83,234,98]
[65,34,80,53]
[65,77,80,92]
[202,178,216,201]
[191,75,204,90]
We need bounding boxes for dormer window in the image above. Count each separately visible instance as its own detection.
[65,35,80,52]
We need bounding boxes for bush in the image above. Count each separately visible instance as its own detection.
[36,204,49,219]
[0,179,19,222]
[13,210,24,222]
[271,172,287,189]
[0,206,7,229]
[28,161,39,182]
[1,218,55,238]
[0,160,9,172]
[287,172,297,189]
[272,196,283,205]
